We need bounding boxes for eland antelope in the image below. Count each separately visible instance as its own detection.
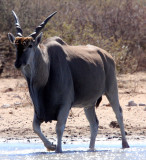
[8,11,129,153]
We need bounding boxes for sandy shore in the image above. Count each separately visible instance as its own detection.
[0,72,146,142]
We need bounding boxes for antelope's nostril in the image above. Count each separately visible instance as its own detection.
[15,61,21,69]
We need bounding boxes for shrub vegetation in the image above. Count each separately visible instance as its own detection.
[0,0,145,74]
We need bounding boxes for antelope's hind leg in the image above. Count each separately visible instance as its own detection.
[84,107,99,151]
[106,94,129,148]
[105,74,130,148]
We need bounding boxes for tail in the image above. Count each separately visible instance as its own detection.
[95,96,102,108]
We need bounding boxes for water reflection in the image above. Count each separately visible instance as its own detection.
[0,140,146,160]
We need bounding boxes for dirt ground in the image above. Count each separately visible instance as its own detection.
[0,72,146,143]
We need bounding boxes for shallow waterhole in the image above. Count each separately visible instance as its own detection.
[0,139,146,160]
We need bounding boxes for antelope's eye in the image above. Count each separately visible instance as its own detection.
[28,45,32,48]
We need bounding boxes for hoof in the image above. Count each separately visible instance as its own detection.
[47,146,56,151]
[45,143,56,151]
[88,148,96,152]
[55,147,63,153]
[55,149,62,153]
[122,141,130,148]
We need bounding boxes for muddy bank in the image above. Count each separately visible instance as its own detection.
[0,72,146,141]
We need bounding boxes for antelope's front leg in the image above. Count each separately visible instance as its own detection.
[33,114,56,151]
[55,106,70,153]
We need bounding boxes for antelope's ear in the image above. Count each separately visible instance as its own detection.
[8,33,15,44]
[35,32,43,46]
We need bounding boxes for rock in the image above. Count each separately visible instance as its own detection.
[113,136,119,138]
[99,126,104,129]
[128,101,137,106]
[9,111,13,114]
[3,88,13,93]
[103,103,111,107]
[13,95,22,99]
[109,121,120,128]
[139,103,146,106]
[107,137,112,139]
[14,102,21,106]
[1,104,11,108]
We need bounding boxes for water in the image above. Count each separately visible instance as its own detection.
[0,139,146,160]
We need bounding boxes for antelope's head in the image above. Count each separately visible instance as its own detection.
[8,11,57,69]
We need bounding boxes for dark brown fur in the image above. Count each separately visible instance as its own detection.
[15,37,34,48]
